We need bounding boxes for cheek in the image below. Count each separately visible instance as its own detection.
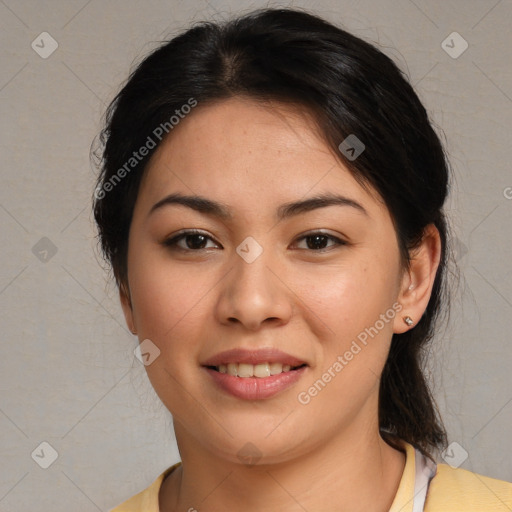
[290,259,391,336]
[291,257,399,391]
[128,259,211,412]
[294,267,397,431]
[128,251,211,348]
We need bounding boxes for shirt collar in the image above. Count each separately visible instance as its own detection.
[389,441,437,512]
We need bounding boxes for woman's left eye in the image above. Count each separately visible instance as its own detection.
[293,233,346,251]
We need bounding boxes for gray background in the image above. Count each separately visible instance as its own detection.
[0,0,511,510]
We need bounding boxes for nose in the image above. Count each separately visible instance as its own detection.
[214,247,294,331]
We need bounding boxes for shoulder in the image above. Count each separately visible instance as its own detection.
[108,462,181,512]
[426,463,512,511]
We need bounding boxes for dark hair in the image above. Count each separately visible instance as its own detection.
[93,7,453,458]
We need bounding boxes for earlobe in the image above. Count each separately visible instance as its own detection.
[119,283,137,335]
[393,224,441,334]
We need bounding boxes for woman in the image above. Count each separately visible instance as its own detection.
[93,7,512,511]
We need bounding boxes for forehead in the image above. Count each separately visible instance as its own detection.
[138,97,384,217]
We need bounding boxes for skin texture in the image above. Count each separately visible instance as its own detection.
[120,97,441,512]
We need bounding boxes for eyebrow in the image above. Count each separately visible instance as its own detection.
[148,192,369,221]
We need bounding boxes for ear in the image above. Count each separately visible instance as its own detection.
[119,282,137,335]
[393,223,442,334]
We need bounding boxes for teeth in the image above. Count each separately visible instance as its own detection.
[215,362,300,378]
[238,363,253,378]
[254,363,270,378]
[269,362,283,375]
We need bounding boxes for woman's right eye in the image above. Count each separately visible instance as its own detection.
[163,230,220,251]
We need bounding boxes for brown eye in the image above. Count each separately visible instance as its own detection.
[163,230,220,251]
[293,232,346,251]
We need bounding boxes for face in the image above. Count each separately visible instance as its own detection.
[122,97,408,464]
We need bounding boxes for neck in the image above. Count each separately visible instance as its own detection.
[160,422,406,512]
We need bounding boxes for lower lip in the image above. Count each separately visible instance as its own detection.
[204,366,307,400]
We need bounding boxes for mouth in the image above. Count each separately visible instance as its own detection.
[201,348,309,400]
[206,362,308,378]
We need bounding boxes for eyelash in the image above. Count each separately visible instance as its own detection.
[162,229,347,253]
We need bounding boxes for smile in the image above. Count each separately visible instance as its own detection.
[210,362,307,378]
[201,347,309,399]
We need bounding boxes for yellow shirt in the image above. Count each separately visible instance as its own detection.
[110,442,512,511]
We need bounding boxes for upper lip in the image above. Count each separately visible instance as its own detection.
[202,348,307,367]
